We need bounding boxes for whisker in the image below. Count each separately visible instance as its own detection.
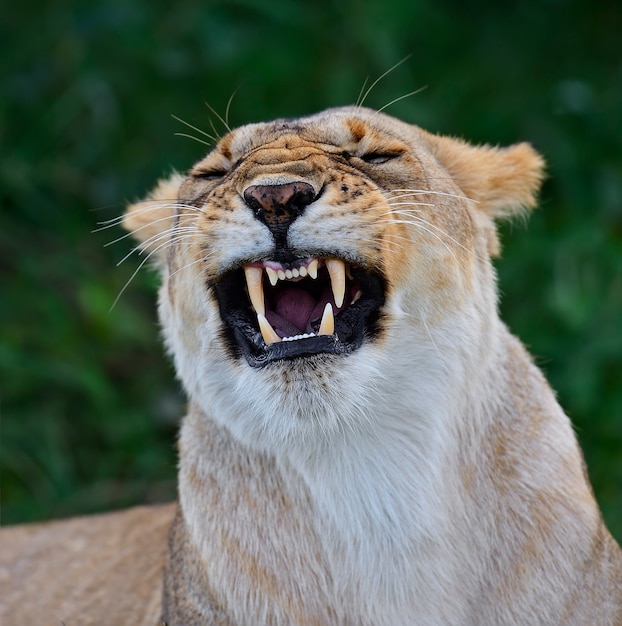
[168,250,217,279]
[357,55,412,109]
[207,116,221,143]
[383,193,435,205]
[385,218,463,268]
[386,188,475,203]
[110,236,181,311]
[224,90,238,131]
[355,76,370,108]
[385,200,434,209]
[391,209,481,253]
[421,317,440,355]
[171,114,218,143]
[100,210,197,246]
[134,225,201,253]
[175,132,212,147]
[94,202,204,232]
[102,215,185,247]
[205,100,231,134]
[114,227,195,267]
[376,235,406,252]
[110,224,199,253]
[373,86,428,116]
[387,213,488,269]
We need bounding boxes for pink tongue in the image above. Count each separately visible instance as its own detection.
[274,288,317,332]
[266,286,341,338]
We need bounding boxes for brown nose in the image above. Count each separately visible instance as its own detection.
[243,182,316,236]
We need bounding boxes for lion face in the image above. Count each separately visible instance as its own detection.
[124,107,544,449]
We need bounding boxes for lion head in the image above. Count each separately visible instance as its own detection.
[124,106,544,451]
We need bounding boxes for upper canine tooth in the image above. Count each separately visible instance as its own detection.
[244,266,265,316]
[257,313,281,344]
[318,302,335,336]
[326,259,346,308]
[307,259,318,279]
[265,266,278,287]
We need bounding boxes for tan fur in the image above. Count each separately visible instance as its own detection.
[0,504,175,625]
[2,106,620,625]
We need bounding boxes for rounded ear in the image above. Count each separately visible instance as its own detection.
[424,132,546,219]
[122,172,185,265]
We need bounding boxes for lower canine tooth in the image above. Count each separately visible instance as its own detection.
[318,302,335,336]
[326,259,346,308]
[258,314,281,344]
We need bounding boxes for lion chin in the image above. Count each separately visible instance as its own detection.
[1,106,620,626]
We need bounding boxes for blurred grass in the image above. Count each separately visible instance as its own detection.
[1,0,620,541]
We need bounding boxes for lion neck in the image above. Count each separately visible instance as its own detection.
[174,305,509,620]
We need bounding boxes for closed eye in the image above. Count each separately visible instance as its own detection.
[192,169,229,180]
[359,152,402,164]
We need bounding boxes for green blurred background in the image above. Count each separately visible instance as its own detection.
[1,0,620,542]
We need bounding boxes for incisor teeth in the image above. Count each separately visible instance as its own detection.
[244,266,265,316]
[257,313,281,344]
[308,259,318,279]
[265,266,278,286]
[326,259,346,308]
[318,302,335,336]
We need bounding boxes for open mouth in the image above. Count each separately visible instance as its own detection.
[214,256,385,367]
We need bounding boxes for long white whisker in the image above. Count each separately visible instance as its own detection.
[171,114,217,142]
[386,188,477,203]
[94,203,203,232]
[224,90,237,131]
[377,235,406,252]
[373,86,428,116]
[205,101,230,134]
[386,206,483,255]
[128,227,200,257]
[383,192,437,204]
[175,132,211,146]
[421,317,440,356]
[112,229,205,312]
[103,216,187,247]
[114,227,195,267]
[386,218,463,268]
[355,76,370,108]
[357,55,412,109]
[385,200,434,209]
[96,206,180,230]
[110,236,181,311]
[168,251,217,279]
[207,116,221,143]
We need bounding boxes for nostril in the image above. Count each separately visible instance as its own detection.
[243,182,316,231]
[243,190,265,218]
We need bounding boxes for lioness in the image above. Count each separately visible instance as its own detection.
[1,106,620,625]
